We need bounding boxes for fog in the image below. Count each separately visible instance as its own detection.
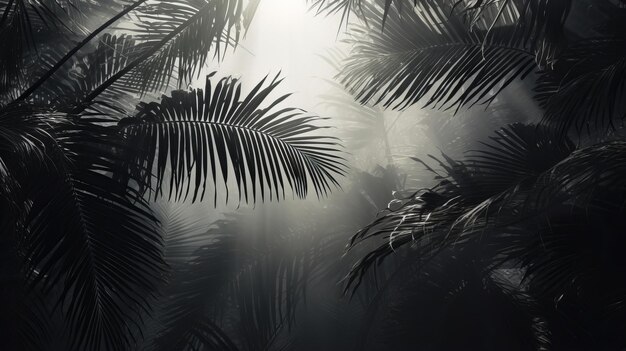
[2,0,624,349]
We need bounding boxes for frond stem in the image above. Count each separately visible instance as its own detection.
[15,0,149,102]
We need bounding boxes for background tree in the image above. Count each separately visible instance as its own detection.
[3,0,626,349]
[0,1,345,349]
[333,0,626,349]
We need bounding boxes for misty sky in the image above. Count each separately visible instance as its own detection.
[200,0,345,114]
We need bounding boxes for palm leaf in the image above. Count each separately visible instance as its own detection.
[308,0,408,28]
[536,37,626,134]
[14,0,150,103]
[32,34,141,115]
[0,0,139,103]
[339,1,537,112]
[9,0,254,113]
[465,122,575,190]
[0,0,74,93]
[0,104,57,171]
[21,114,164,350]
[119,73,346,205]
[456,140,626,233]
[152,201,218,267]
[454,0,572,65]
[345,124,574,291]
[122,0,247,95]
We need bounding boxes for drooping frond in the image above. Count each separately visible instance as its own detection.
[32,34,141,115]
[0,0,140,104]
[456,140,626,230]
[10,0,255,112]
[536,37,626,134]
[20,114,164,350]
[152,202,218,267]
[122,0,248,95]
[0,0,74,93]
[345,124,574,292]
[454,0,572,65]
[308,0,408,28]
[0,104,57,171]
[11,0,150,105]
[465,122,575,190]
[119,73,346,204]
[340,1,537,112]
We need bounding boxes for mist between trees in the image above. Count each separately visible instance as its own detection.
[1,0,626,350]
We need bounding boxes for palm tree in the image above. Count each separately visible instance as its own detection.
[0,1,345,349]
[334,0,626,349]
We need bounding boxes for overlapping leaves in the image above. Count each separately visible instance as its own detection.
[0,0,75,94]
[0,106,165,350]
[347,122,626,293]
[0,0,138,103]
[123,0,248,95]
[308,0,409,27]
[454,0,572,65]
[10,0,257,113]
[339,1,537,112]
[345,124,576,291]
[536,37,626,134]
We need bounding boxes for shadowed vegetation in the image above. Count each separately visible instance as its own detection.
[2,0,626,350]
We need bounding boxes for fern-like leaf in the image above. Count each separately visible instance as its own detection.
[120,73,346,205]
[340,1,537,111]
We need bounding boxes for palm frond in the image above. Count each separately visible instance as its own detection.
[308,0,408,28]
[14,0,149,104]
[536,37,626,134]
[0,0,74,93]
[242,0,261,33]
[21,114,164,350]
[112,0,248,97]
[12,0,253,112]
[340,1,537,112]
[31,34,141,115]
[456,140,626,233]
[152,201,217,267]
[454,0,572,65]
[465,122,575,190]
[119,73,346,205]
[0,104,57,170]
[3,0,256,113]
[0,0,138,103]
[345,124,574,292]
